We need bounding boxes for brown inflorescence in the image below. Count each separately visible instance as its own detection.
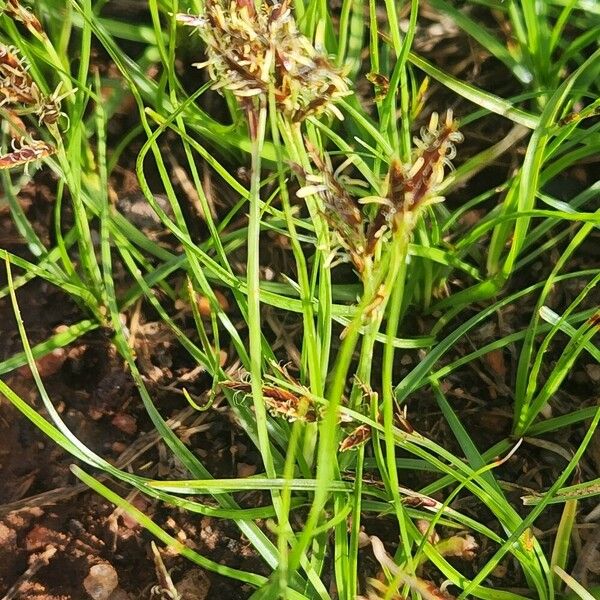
[223,380,320,423]
[0,43,66,126]
[296,141,368,273]
[0,39,66,170]
[366,111,464,252]
[2,0,44,33]
[0,43,38,106]
[339,424,372,452]
[177,0,349,121]
[297,111,462,273]
[0,137,55,170]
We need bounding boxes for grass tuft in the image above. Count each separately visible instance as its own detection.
[1,0,599,598]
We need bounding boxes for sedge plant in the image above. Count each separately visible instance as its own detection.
[1,1,600,599]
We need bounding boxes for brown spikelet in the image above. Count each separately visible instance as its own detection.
[177,0,349,121]
[365,111,462,254]
[365,159,404,254]
[0,138,55,170]
[0,44,39,106]
[4,0,44,33]
[304,140,363,227]
[399,110,463,214]
[222,381,319,422]
[339,424,371,452]
[297,141,367,272]
[0,43,68,127]
[292,83,341,123]
[35,83,71,126]
[295,111,462,279]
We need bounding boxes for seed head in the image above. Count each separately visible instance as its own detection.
[0,137,55,171]
[366,111,463,251]
[0,43,69,127]
[296,142,368,273]
[339,424,371,452]
[177,0,350,121]
[2,0,44,33]
[0,44,38,106]
[223,380,320,422]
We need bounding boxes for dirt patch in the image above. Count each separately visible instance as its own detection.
[0,216,261,598]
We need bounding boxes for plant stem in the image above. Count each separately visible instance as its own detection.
[381,221,415,576]
[247,102,279,495]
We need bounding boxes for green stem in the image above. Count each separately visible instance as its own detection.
[345,313,383,598]
[284,123,332,467]
[289,211,410,574]
[381,222,415,577]
[52,134,103,309]
[247,102,279,493]
[270,100,323,596]
[288,268,378,572]
[275,118,323,396]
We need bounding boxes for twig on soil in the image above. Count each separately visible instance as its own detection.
[1,545,57,600]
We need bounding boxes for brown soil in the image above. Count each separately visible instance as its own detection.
[2,175,599,598]
[0,200,266,598]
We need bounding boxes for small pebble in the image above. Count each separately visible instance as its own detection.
[111,413,137,436]
[586,364,600,382]
[83,563,119,600]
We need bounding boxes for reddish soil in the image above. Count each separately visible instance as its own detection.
[0,200,267,598]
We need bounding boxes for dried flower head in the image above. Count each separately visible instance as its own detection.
[365,111,463,252]
[177,0,350,121]
[0,43,69,127]
[223,380,320,422]
[0,136,55,170]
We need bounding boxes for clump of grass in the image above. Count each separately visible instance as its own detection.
[1,0,600,598]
